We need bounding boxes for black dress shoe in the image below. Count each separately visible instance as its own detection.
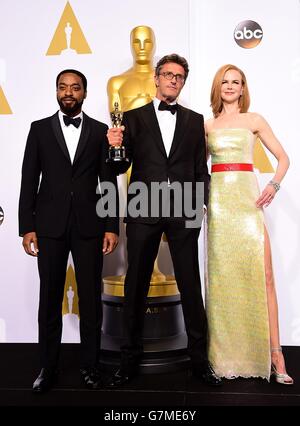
[32,368,58,393]
[80,367,102,389]
[193,363,222,386]
[106,368,137,388]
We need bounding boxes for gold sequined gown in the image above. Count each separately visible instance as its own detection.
[206,128,271,380]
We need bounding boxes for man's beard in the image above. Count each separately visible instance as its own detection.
[57,97,84,115]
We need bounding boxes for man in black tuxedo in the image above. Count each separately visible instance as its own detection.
[19,69,119,392]
[107,54,221,386]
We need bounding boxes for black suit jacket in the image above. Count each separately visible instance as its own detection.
[19,112,119,238]
[114,102,209,225]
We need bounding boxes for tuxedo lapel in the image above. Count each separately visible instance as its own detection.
[140,102,167,157]
[168,105,190,159]
[51,112,71,162]
[73,112,90,164]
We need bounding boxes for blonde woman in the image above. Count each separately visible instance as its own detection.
[205,64,293,384]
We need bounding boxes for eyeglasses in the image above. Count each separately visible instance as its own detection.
[159,72,185,83]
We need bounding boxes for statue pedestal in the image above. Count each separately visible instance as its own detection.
[101,275,189,373]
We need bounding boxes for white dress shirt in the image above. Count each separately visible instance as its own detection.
[58,110,83,163]
[153,97,177,157]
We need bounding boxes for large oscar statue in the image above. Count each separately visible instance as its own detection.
[102,26,188,373]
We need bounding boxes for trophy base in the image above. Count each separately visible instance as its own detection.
[106,145,129,163]
[101,288,188,373]
[100,332,189,374]
[106,157,130,163]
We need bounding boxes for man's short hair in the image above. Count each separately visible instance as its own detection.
[56,69,87,91]
[155,54,189,81]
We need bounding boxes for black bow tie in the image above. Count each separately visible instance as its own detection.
[63,115,82,128]
[158,101,178,115]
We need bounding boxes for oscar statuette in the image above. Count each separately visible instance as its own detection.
[106,102,129,163]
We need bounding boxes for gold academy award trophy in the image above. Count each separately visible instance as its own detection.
[104,25,178,298]
[106,102,129,163]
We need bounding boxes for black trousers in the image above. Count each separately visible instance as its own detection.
[121,219,208,371]
[37,211,103,369]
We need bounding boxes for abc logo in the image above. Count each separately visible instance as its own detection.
[0,206,4,226]
[234,20,263,49]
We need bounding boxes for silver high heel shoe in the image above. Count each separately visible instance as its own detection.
[271,347,294,385]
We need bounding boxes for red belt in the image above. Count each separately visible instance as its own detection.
[211,163,253,172]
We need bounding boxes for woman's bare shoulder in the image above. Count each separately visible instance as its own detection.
[204,117,215,133]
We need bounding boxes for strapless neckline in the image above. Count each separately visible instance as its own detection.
[208,128,255,137]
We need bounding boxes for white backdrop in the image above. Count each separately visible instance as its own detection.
[0,0,299,344]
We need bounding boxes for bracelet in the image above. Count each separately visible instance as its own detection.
[268,180,280,192]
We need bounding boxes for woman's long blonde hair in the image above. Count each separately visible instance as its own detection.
[210,64,250,118]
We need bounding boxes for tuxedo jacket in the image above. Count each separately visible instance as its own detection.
[115,101,209,225]
[19,112,119,238]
